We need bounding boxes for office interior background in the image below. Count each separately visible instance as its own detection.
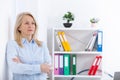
[0,0,120,80]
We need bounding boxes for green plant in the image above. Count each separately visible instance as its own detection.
[63,11,74,23]
[90,18,99,23]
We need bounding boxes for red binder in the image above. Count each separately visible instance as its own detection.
[88,56,99,75]
[93,56,102,75]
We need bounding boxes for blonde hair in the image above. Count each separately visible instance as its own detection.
[14,12,41,47]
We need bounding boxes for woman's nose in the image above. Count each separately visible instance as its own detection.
[28,23,33,27]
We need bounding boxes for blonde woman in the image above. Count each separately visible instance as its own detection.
[6,12,52,80]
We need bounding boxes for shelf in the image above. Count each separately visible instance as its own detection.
[54,29,102,52]
[54,75,102,78]
[53,28,102,31]
[54,51,102,54]
[53,28,103,80]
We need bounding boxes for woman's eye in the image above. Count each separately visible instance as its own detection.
[25,22,29,25]
[24,22,35,25]
[32,22,35,25]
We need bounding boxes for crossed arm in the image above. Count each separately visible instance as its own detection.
[6,41,52,75]
[12,57,52,74]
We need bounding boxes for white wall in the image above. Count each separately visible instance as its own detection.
[0,0,13,80]
[47,0,102,28]
[102,0,120,75]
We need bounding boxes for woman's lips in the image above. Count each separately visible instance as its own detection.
[28,30,33,31]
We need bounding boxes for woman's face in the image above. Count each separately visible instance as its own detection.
[18,15,36,37]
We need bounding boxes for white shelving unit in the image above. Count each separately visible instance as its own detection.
[52,28,102,80]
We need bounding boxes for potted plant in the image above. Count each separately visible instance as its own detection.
[90,18,100,27]
[63,11,74,28]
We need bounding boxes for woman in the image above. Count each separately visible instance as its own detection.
[6,12,52,80]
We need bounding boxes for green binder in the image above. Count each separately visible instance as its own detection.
[64,54,70,75]
[72,54,76,75]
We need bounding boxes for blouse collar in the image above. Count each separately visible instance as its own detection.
[22,38,35,44]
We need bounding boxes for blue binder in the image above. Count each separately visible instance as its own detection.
[97,30,103,52]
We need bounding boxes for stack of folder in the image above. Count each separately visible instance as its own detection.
[54,54,76,75]
[85,30,103,52]
[88,55,102,75]
[56,31,71,51]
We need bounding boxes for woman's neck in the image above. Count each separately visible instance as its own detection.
[22,35,32,42]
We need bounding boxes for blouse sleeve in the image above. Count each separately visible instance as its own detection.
[43,42,52,65]
[6,41,41,75]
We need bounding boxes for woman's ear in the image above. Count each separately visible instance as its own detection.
[18,27,21,32]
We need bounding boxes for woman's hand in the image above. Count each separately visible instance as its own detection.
[41,63,52,74]
[12,57,21,63]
